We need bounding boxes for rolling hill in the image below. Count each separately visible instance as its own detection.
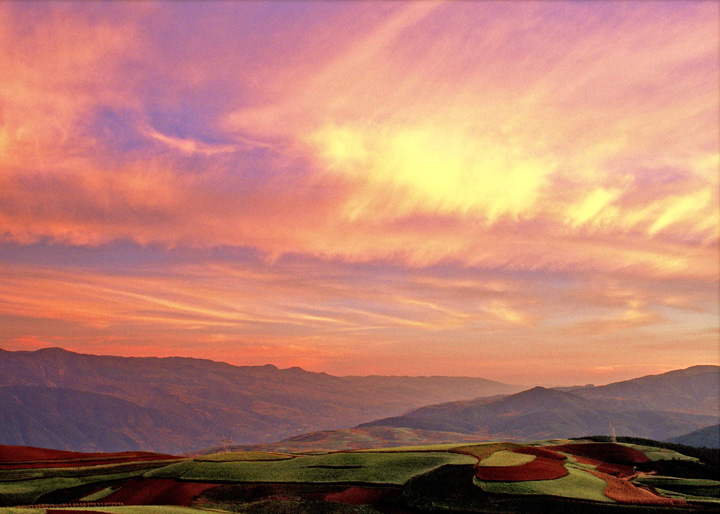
[1,438,717,512]
[667,424,720,448]
[360,368,720,442]
[0,386,195,453]
[0,347,520,453]
[216,426,489,453]
[2,348,716,453]
[569,365,720,417]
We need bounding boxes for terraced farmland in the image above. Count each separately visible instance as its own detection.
[150,450,476,484]
[0,439,717,513]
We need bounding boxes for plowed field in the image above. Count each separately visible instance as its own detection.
[551,443,649,464]
[588,470,681,506]
[103,478,220,505]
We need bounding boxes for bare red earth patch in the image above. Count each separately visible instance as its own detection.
[551,443,649,464]
[324,486,395,505]
[0,444,180,469]
[595,462,635,477]
[103,478,220,506]
[572,455,604,467]
[588,470,683,506]
[475,457,568,481]
[0,445,89,462]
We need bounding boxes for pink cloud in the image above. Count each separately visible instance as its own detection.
[0,2,717,382]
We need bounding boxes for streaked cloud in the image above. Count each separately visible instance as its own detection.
[0,1,717,383]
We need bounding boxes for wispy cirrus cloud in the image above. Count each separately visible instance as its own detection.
[1,2,716,276]
[0,1,717,383]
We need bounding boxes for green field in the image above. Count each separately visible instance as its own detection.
[0,460,174,481]
[2,438,716,513]
[478,449,535,467]
[633,475,720,501]
[454,442,522,461]
[194,451,295,462]
[474,464,612,503]
[78,483,120,501]
[0,468,154,506]
[148,451,475,485]
[622,444,700,462]
[355,442,472,452]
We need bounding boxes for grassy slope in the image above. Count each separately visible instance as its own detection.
[0,468,156,506]
[474,464,612,503]
[0,460,178,480]
[0,459,177,506]
[633,475,720,502]
[478,450,535,467]
[2,438,716,513]
[354,442,473,452]
[148,451,475,485]
[194,451,294,462]
[580,436,719,465]
[239,427,490,453]
[621,443,699,462]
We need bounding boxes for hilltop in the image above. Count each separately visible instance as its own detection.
[360,367,719,443]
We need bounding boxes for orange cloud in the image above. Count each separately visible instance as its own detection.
[0,2,716,281]
[0,2,717,383]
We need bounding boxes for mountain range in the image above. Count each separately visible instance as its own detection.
[360,369,719,442]
[667,424,720,448]
[0,347,520,453]
[1,348,717,453]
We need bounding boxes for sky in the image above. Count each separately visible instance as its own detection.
[0,1,718,386]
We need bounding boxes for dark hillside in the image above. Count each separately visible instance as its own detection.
[667,424,720,449]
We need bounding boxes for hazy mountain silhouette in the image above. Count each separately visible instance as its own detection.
[0,347,520,453]
[360,367,719,442]
[0,386,187,453]
[2,348,716,452]
[666,424,720,448]
[569,365,720,416]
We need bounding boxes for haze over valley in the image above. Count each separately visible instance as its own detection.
[1,348,717,454]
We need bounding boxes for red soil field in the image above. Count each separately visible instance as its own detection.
[566,453,634,477]
[551,443,650,464]
[595,462,635,477]
[0,445,91,462]
[475,456,568,482]
[571,455,604,467]
[0,444,180,469]
[513,447,566,461]
[103,478,220,506]
[588,470,682,506]
[324,486,395,505]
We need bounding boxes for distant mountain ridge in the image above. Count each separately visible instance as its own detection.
[0,385,185,452]
[2,348,716,453]
[360,366,719,443]
[667,424,720,448]
[0,347,520,453]
[568,365,720,416]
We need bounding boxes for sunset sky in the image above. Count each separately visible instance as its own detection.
[0,1,718,385]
